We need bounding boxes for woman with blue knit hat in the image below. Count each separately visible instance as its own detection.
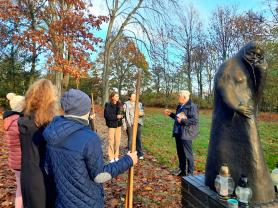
[43,89,138,208]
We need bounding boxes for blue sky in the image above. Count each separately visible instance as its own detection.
[193,0,269,24]
[89,0,271,93]
[40,0,270,73]
[92,0,270,44]
[193,0,267,14]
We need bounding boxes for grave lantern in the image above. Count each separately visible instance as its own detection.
[271,163,278,192]
[235,175,252,208]
[214,164,235,199]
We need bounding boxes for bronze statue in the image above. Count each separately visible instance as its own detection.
[205,41,275,203]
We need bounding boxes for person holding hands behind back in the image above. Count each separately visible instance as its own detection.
[164,90,199,176]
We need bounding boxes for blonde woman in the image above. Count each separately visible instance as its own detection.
[18,79,59,208]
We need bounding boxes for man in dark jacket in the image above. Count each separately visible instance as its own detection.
[43,89,138,208]
[164,90,199,176]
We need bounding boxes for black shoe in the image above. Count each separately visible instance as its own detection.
[173,170,186,176]
[177,171,186,177]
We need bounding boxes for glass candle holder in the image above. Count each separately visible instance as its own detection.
[271,163,278,192]
[214,164,235,199]
[235,175,252,208]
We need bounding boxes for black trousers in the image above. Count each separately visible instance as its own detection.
[126,124,144,157]
[175,135,194,174]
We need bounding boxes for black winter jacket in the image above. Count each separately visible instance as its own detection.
[104,102,123,128]
[18,116,55,208]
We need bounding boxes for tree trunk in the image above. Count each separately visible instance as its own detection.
[101,0,144,106]
[29,3,37,85]
[222,49,227,62]
[76,79,80,89]
[10,47,15,89]
[208,68,213,96]
[118,84,122,98]
[156,75,160,93]
[62,72,70,92]
[186,47,192,93]
[102,47,111,106]
[55,71,63,96]
[187,71,192,93]
[29,51,36,85]
[199,70,203,98]
[62,43,72,92]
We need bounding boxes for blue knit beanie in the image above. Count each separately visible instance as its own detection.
[61,89,91,116]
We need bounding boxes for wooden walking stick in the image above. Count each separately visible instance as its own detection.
[125,69,142,208]
[90,93,97,131]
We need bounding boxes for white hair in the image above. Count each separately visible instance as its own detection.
[179,90,190,99]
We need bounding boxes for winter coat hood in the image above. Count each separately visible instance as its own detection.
[3,111,21,130]
[43,116,88,145]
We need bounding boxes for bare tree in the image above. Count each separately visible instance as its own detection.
[204,44,218,97]
[265,0,278,24]
[102,0,143,104]
[101,0,177,105]
[171,4,202,93]
[192,42,208,98]
[233,10,267,49]
[209,6,238,61]
[151,65,163,93]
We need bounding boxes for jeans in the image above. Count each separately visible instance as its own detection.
[175,135,194,174]
[126,124,144,157]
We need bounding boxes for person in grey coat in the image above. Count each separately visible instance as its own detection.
[123,92,145,159]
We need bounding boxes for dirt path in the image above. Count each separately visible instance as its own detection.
[0,107,182,208]
[0,115,16,207]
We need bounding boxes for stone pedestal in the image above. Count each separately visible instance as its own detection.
[181,174,278,208]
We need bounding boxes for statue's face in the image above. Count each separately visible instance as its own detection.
[242,42,267,71]
[244,47,264,66]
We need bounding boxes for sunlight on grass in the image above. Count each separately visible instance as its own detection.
[142,108,278,172]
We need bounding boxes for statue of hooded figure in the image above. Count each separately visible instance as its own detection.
[205,41,275,203]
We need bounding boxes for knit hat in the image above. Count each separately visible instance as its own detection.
[61,89,91,116]
[6,93,25,112]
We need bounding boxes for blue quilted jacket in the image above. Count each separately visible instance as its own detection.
[43,116,133,208]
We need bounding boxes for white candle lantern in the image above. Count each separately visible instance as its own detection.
[235,175,252,208]
[214,164,235,199]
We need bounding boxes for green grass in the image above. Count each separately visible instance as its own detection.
[142,108,278,172]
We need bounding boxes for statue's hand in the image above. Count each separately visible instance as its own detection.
[238,104,255,119]
[254,59,267,73]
